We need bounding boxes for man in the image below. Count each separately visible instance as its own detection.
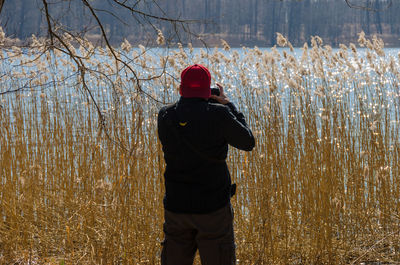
[157,64,255,264]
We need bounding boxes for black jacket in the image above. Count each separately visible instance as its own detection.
[157,97,255,213]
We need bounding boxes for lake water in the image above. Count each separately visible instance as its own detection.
[1,46,400,138]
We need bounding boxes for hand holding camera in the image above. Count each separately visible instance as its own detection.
[210,83,230,105]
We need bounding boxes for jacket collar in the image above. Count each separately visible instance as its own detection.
[178,97,208,105]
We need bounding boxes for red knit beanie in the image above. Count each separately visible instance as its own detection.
[180,64,211,99]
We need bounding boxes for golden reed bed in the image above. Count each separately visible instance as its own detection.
[1,32,400,264]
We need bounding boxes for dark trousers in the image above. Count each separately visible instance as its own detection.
[161,203,236,265]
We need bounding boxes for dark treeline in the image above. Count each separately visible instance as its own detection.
[1,0,399,47]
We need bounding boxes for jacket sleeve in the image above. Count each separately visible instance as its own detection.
[220,102,255,151]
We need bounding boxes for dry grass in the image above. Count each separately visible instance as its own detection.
[1,33,400,264]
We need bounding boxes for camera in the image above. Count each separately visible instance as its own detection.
[211,87,220,96]
[209,87,220,103]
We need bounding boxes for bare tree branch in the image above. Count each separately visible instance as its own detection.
[81,0,167,103]
[42,0,54,46]
[0,0,204,154]
[111,0,197,23]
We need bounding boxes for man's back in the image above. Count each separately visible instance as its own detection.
[158,97,255,214]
